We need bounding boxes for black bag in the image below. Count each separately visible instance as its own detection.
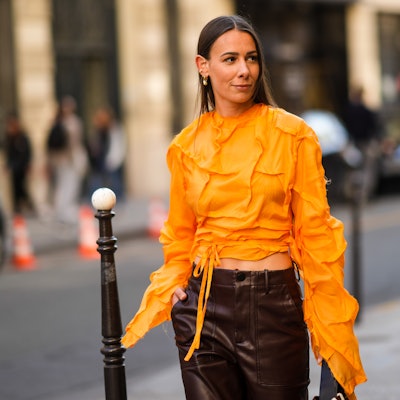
[47,122,67,151]
[313,360,347,400]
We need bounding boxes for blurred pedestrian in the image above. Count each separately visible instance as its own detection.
[122,15,366,400]
[343,86,381,198]
[4,112,33,215]
[46,96,88,223]
[343,86,378,147]
[87,106,125,199]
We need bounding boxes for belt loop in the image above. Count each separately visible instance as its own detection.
[264,270,269,294]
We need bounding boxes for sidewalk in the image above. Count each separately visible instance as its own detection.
[24,197,150,255]
[5,195,400,398]
[9,192,400,257]
[15,192,400,258]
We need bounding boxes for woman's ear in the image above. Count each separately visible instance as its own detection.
[195,55,208,76]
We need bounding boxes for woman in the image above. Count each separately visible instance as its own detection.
[87,106,126,199]
[122,15,366,399]
[47,96,88,223]
[4,112,32,214]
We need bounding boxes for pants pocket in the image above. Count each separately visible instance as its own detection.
[255,281,309,387]
[171,284,198,346]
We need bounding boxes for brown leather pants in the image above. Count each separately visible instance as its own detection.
[171,267,310,400]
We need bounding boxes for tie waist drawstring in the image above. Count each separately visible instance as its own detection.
[184,244,220,361]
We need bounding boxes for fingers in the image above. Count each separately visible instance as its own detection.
[171,287,187,306]
[176,287,187,300]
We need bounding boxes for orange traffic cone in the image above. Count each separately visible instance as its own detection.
[12,215,36,270]
[148,198,168,239]
[78,205,99,259]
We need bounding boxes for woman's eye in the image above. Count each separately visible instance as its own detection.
[224,57,235,63]
[248,55,259,62]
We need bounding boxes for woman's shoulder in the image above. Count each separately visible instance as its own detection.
[169,114,210,151]
[262,106,316,144]
[165,121,196,164]
[267,107,306,134]
[174,118,198,139]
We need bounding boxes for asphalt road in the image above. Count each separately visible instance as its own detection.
[0,239,176,400]
[1,193,400,399]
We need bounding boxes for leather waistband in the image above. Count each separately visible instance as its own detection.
[209,266,297,286]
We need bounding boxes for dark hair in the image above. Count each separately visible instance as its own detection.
[197,15,276,114]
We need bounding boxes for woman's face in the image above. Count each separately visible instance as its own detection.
[197,29,260,117]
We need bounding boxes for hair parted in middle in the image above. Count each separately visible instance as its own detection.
[196,15,277,114]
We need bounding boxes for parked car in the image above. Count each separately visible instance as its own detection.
[300,110,363,202]
[379,126,400,178]
[373,124,400,194]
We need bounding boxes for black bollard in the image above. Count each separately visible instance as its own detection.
[92,188,127,400]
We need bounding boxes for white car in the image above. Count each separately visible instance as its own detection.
[301,110,363,201]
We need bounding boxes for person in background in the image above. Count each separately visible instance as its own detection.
[343,86,381,199]
[122,15,366,399]
[343,86,378,148]
[46,96,88,223]
[87,106,125,199]
[4,112,33,215]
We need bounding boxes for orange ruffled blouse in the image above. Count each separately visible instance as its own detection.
[122,104,366,398]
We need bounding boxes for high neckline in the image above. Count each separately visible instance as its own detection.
[211,103,263,128]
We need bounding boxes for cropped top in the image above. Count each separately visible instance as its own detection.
[122,104,366,398]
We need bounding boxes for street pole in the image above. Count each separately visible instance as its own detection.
[92,188,127,400]
[350,170,364,324]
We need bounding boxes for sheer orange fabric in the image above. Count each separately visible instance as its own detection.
[122,104,366,398]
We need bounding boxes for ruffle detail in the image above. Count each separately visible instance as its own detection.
[171,105,296,238]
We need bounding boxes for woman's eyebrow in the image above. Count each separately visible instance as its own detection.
[220,50,258,57]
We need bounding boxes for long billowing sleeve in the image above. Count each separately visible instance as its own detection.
[290,125,367,398]
[121,146,196,348]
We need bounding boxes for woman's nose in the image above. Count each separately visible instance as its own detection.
[238,59,250,77]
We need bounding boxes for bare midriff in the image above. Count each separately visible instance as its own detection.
[195,251,292,271]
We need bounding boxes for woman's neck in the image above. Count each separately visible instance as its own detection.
[215,101,255,118]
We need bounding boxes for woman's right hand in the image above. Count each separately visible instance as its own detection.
[172,287,187,306]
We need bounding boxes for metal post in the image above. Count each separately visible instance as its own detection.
[350,171,363,323]
[92,188,127,400]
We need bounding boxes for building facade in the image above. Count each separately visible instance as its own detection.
[0,0,399,213]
